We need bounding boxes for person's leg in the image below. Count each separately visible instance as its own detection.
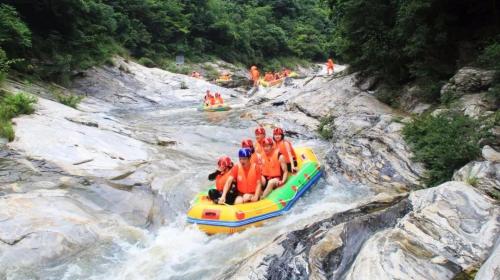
[262,178,279,198]
[234,196,244,204]
[241,193,254,202]
[208,189,221,203]
[225,184,238,205]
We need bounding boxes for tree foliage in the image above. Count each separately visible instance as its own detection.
[0,0,333,82]
[328,0,500,85]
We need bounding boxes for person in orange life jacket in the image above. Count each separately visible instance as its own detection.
[242,139,266,187]
[273,127,298,173]
[214,92,224,104]
[208,156,238,204]
[261,137,288,198]
[219,148,263,205]
[204,90,216,106]
[250,65,260,87]
[254,126,266,155]
[326,58,334,75]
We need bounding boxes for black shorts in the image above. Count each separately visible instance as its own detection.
[264,176,281,185]
[287,159,298,172]
[208,183,237,205]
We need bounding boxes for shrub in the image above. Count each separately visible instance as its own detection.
[0,92,37,141]
[317,115,335,140]
[375,86,400,108]
[1,92,37,116]
[440,90,459,107]
[138,57,156,68]
[0,48,8,82]
[202,64,219,80]
[56,94,83,108]
[478,42,500,70]
[0,119,14,141]
[402,112,491,187]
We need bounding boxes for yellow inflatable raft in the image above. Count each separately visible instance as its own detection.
[187,147,322,234]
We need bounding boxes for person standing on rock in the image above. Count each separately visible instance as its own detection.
[261,137,288,198]
[326,58,334,75]
[219,148,263,204]
[208,156,237,204]
[250,65,260,87]
[273,127,298,173]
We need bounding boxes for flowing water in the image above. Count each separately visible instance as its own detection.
[3,90,372,279]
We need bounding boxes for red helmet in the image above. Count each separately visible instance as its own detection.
[217,156,232,169]
[263,137,274,146]
[241,139,254,148]
[273,127,284,135]
[255,127,266,135]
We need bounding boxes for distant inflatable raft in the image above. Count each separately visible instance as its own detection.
[187,147,322,234]
[199,103,231,112]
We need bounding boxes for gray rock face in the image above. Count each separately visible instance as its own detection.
[345,182,499,279]
[453,161,500,200]
[475,239,500,280]
[0,190,121,273]
[289,74,425,192]
[219,193,410,280]
[222,182,500,280]
[441,67,496,96]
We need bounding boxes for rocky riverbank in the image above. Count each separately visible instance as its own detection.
[1,58,498,279]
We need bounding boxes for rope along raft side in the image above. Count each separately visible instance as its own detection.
[187,147,322,234]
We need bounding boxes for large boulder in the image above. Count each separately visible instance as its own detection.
[453,146,500,199]
[219,193,411,279]
[220,182,499,280]
[0,189,137,275]
[344,182,499,279]
[441,67,496,96]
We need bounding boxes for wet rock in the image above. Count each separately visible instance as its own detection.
[0,190,116,272]
[356,76,379,91]
[441,67,496,96]
[220,193,410,279]
[345,182,499,279]
[8,97,151,180]
[289,74,424,191]
[156,136,176,146]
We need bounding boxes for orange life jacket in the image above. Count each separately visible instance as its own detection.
[215,97,224,104]
[327,59,334,69]
[262,149,282,178]
[254,141,264,155]
[276,140,296,164]
[237,163,259,194]
[209,96,216,105]
[215,170,232,191]
[250,152,263,166]
[251,69,260,81]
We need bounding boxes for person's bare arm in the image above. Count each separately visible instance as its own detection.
[252,179,262,202]
[279,155,288,185]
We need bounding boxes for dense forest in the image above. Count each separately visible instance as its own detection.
[0,0,499,89]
